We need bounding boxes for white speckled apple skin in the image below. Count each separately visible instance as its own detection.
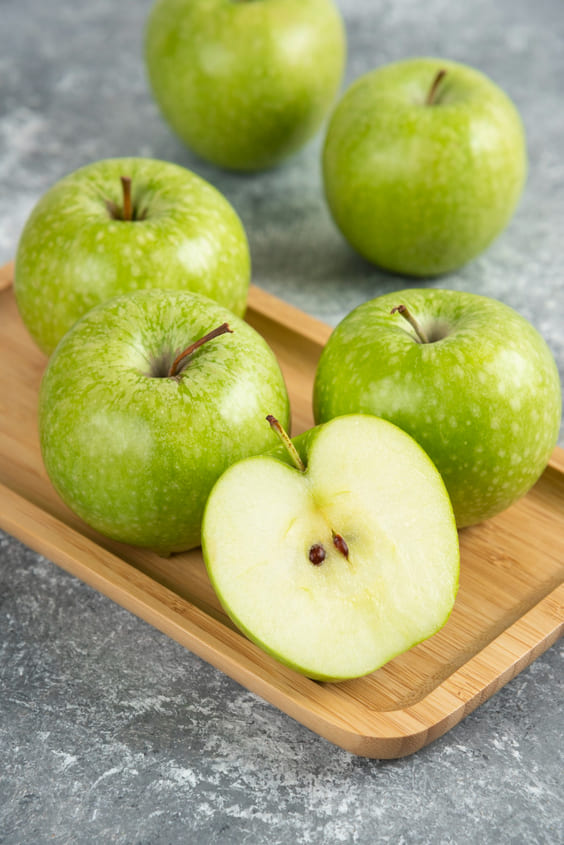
[323,58,527,276]
[313,289,562,528]
[39,289,290,553]
[145,0,345,171]
[15,157,250,354]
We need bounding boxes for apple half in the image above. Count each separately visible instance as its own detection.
[202,415,459,682]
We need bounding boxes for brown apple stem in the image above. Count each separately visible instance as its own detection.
[332,532,349,560]
[266,415,305,472]
[391,304,429,344]
[168,322,233,378]
[425,68,447,106]
[106,176,135,220]
[121,176,133,221]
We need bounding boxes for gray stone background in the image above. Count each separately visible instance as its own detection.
[0,0,562,842]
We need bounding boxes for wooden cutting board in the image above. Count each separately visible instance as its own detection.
[0,261,562,758]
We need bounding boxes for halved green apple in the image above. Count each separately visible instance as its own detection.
[202,415,459,681]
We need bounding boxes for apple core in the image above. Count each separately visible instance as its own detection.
[267,415,354,565]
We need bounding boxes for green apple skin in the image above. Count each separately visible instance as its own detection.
[323,57,527,276]
[15,157,250,355]
[313,289,562,528]
[145,0,346,171]
[202,415,459,681]
[39,289,290,554]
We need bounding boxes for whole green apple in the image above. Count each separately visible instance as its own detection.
[15,157,250,355]
[39,289,290,553]
[202,414,459,681]
[145,0,346,171]
[313,289,561,528]
[323,58,527,275]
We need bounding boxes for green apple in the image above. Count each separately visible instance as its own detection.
[39,289,290,553]
[15,157,250,355]
[313,289,562,528]
[202,414,459,681]
[145,0,346,171]
[323,57,527,275]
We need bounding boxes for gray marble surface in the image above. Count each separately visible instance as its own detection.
[1,0,563,842]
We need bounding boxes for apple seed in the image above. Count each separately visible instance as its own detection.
[332,532,349,560]
[308,543,326,566]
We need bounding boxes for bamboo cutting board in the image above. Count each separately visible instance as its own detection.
[0,260,562,758]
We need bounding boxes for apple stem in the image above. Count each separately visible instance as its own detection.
[121,176,133,221]
[266,415,305,472]
[425,68,447,106]
[106,175,148,221]
[391,304,429,344]
[332,532,349,560]
[168,322,233,378]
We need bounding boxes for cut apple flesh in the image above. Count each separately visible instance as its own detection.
[202,415,459,681]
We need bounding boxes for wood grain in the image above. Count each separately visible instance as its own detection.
[0,260,562,758]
